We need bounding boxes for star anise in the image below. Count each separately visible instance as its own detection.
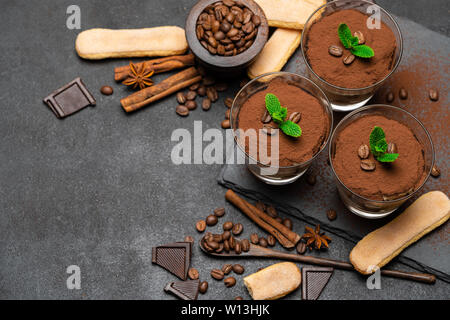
[301,224,331,250]
[122,62,154,90]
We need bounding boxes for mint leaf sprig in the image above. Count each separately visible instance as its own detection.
[369,126,398,162]
[265,93,302,138]
[338,23,374,58]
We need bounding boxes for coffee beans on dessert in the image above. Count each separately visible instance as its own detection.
[343,54,355,65]
[196,0,260,57]
[428,89,439,101]
[386,91,394,103]
[358,144,370,159]
[353,31,365,44]
[328,45,343,57]
[288,112,302,124]
[361,159,376,171]
[399,87,408,99]
[261,110,272,123]
[387,142,398,154]
[431,165,440,178]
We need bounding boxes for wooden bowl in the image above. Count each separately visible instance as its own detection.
[185,0,269,74]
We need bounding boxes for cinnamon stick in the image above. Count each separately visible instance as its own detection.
[114,54,195,82]
[121,67,202,112]
[225,189,300,249]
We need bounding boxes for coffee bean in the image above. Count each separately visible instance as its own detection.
[215,82,228,92]
[176,92,186,104]
[223,239,230,252]
[184,235,194,243]
[197,85,206,96]
[212,233,223,243]
[222,230,231,241]
[202,240,214,252]
[266,206,277,218]
[386,91,394,103]
[202,76,216,86]
[252,14,261,26]
[226,12,235,24]
[244,30,257,41]
[343,54,355,65]
[353,31,365,44]
[262,124,277,136]
[431,165,440,178]
[206,87,218,102]
[199,281,208,294]
[224,97,233,108]
[176,105,189,117]
[232,223,243,235]
[275,217,283,224]
[211,269,224,280]
[306,173,316,186]
[225,109,230,119]
[186,90,197,100]
[387,142,398,154]
[226,28,239,38]
[260,110,271,123]
[188,267,199,280]
[399,88,408,99]
[222,118,232,128]
[282,218,293,230]
[224,276,236,287]
[196,25,204,40]
[242,22,254,34]
[288,112,302,123]
[204,232,212,241]
[214,31,226,41]
[202,98,212,111]
[241,239,250,252]
[206,214,218,226]
[250,233,259,244]
[235,296,244,300]
[223,0,235,7]
[328,45,343,57]
[255,201,266,212]
[207,240,219,250]
[185,100,197,110]
[296,241,306,255]
[327,209,337,221]
[220,21,232,33]
[267,235,276,246]
[207,36,218,48]
[429,89,439,101]
[223,221,233,231]
[259,237,268,247]
[233,21,242,29]
[222,264,233,275]
[234,241,242,254]
[100,85,113,95]
[358,144,370,159]
[361,159,376,171]
[214,207,226,217]
[202,22,212,31]
[229,235,236,248]
[233,264,245,274]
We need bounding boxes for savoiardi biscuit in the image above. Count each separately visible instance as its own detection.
[243,262,301,300]
[350,191,450,275]
[75,26,188,60]
[247,28,301,79]
[254,0,326,30]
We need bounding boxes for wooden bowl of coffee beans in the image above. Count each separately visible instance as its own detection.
[186,0,269,74]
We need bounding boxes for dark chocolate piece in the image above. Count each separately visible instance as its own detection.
[43,77,95,118]
[152,242,192,280]
[164,279,199,300]
[302,267,334,300]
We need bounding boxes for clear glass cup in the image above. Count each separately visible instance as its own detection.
[300,0,403,112]
[329,105,434,219]
[230,72,333,185]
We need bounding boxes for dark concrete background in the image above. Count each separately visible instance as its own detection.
[0,0,448,299]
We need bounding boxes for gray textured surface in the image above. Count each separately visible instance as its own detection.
[0,0,448,300]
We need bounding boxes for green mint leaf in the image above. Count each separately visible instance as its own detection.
[376,153,399,162]
[350,35,359,47]
[338,23,353,49]
[265,93,281,115]
[369,126,385,153]
[279,121,302,138]
[351,45,374,58]
[375,139,388,153]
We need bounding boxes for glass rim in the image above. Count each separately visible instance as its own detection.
[300,0,404,92]
[230,71,334,169]
[328,104,435,204]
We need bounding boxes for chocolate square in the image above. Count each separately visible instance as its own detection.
[43,77,95,118]
[164,279,199,300]
[302,267,334,300]
[152,242,192,280]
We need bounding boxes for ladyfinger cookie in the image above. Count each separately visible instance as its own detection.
[244,262,301,300]
[350,191,450,275]
[75,26,188,60]
[247,28,301,79]
[254,0,326,30]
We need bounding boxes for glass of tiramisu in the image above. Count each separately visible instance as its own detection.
[329,105,434,218]
[230,72,333,185]
[301,0,403,111]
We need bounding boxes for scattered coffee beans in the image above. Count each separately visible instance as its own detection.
[326,209,337,221]
[176,105,189,117]
[211,269,225,280]
[206,214,218,226]
[358,144,370,159]
[185,100,197,110]
[234,241,242,254]
[428,89,439,101]
[196,220,206,232]
[206,87,218,102]
[431,165,440,178]
[184,235,194,243]
[232,223,243,235]
[199,281,209,294]
[176,92,186,104]
[224,97,233,108]
[224,276,236,287]
[282,218,293,230]
[233,264,245,274]
[186,90,197,100]
[100,85,113,95]
[361,159,376,171]
[202,98,212,111]
[296,241,306,255]
[399,87,408,99]
[221,119,231,129]
[214,207,226,217]
[222,230,231,240]
[223,221,233,231]
[267,235,276,246]
[188,267,199,280]
[328,45,343,57]
[222,264,233,275]
[235,296,244,300]
[266,206,277,218]
[250,233,259,244]
[241,239,250,252]
[259,237,268,247]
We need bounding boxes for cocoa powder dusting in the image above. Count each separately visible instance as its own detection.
[305,9,397,88]
[333,115,426,200]
[238,78,329,166]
